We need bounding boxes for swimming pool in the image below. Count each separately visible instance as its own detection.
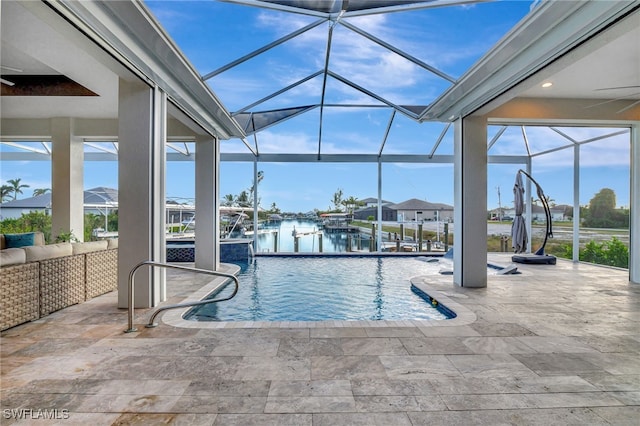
[184,256,455,322]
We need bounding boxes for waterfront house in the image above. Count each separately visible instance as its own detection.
[391,198,454,223]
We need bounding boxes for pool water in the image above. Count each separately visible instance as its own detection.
[184,256,454,322]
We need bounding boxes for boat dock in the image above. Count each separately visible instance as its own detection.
[323,224,360,233]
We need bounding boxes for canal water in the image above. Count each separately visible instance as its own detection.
[253,219,373,254]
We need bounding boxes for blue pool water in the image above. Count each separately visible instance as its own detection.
[184,256,455,322]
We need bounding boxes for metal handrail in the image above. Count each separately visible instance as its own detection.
[125,260,239,333]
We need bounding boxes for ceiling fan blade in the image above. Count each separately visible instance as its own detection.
[595,85,640,91]
[616,99,640,114]
[584,92,640,109]
[0,65,23,73]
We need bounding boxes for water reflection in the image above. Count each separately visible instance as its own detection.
[372,257,384,320]
[253,218,372,253]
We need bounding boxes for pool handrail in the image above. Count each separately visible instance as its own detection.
[125,260,239,333]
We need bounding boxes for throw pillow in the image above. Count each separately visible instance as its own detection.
[4,232,36,248]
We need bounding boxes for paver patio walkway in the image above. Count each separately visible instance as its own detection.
[2,254,639,425]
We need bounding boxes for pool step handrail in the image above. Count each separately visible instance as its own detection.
[125,260,239,333]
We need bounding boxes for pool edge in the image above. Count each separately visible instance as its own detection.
[159,264,477,329]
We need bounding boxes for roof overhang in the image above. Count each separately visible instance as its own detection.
[421,0,640,122]
[43,0,246,139]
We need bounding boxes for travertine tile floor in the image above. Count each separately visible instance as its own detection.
[1,254,639,425]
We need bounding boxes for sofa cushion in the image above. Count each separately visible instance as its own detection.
[0,248,27,266]
[33,232,45,246]
[24,243,73,262]
[1,232,45,249]
[73,240,109,255]
[4,233,36,248]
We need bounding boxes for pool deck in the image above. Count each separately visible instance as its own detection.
[1,254,639,425]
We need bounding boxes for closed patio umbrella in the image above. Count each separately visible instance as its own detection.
[511,171,528,253]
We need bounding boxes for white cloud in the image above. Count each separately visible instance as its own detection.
[146,3,198,32]
[249,11,438,105]
[255,130,317,153]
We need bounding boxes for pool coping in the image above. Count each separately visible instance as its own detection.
[160,263,477,329]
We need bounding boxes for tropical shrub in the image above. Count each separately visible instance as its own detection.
[0,211,52,242]
[557,237,629,268]
[1,210,118,244]
[600,237,629,268]
[580,240,608,265]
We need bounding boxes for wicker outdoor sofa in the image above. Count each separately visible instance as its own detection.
[0,232,118,331]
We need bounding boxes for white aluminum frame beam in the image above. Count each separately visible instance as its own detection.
[233,71,324,115]
[221,0,490,19]
[202,19,327,80]
[339,20,456,84]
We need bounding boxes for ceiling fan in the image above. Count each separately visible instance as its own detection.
[589,85,640,114]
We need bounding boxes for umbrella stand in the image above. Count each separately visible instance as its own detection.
[512,170,557,265]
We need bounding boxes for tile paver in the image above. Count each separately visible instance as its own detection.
[1,254,639,424]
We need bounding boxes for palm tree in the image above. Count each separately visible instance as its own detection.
[332,188,343,211]
[533,195,556,207]
[236,190,251,208]
[32,188,51,197]
[223,194,235,206]
[343,195,359,214]
[0,185,12,203]
[7,178,30,200]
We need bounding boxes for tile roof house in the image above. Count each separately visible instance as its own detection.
[359,197,394,208]
[0,187,118,220]
[352,205,397,222]
[391,198,454,222]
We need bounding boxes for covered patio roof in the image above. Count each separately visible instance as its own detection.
[2,1,638,161]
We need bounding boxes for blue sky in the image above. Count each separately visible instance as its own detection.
[0,1,631,212]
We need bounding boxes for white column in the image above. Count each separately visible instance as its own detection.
[377,160,383,251]
[453,116,488,288]
[195,134,219,270]
[573,144,580,262]
[50,117,84,242]
[253,160,259,252]
[630,122,639,284]
[525,159,532,253]
[117,81,167,308]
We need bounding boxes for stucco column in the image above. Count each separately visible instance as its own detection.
[630,121,639,285]
[195,134,219,270]
[50,117,84,242]
[117,81,167,308]
[573,144,580,262]
[377,160,383,251]
[453,116,488,288]
[253,160,259,252]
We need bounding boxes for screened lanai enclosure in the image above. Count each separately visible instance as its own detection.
[1,0,638,307]
[140,0,636,266]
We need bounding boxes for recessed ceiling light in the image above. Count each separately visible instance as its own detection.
[541,82,553,88]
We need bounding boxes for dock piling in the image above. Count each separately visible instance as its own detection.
[444,223,449,252]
